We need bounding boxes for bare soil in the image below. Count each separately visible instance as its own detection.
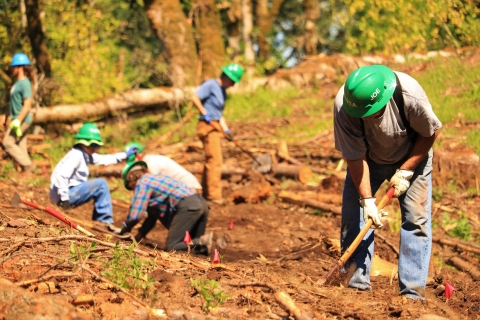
[0,54,480,319]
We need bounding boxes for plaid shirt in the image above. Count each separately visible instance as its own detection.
[125,174,196,224]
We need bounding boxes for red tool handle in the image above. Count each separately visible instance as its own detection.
[45,206,78,228]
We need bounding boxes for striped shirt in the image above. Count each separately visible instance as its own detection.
[125,174,196,223]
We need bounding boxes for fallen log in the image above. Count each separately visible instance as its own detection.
[272,164,312,184]
[448,256,480,280]
[228,180,272,204]
[278,190,342,215]
[32,87,185,124]
[433,236,480,255]
[94,163,247,179]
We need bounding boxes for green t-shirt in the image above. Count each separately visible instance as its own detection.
[10,78,32,124]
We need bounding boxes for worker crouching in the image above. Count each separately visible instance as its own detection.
[116,161,213,255]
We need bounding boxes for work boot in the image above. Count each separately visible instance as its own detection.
[198,232,213,255]
[216,234,231,250]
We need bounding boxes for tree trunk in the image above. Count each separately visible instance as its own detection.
[32,87,185,124]
[194,0,226,81]
[255,0,285,60]
[242,0,255,64]
[226,0,242,59]
[303,0,319,55]
[25,0,51,77]
[144,0,197,87]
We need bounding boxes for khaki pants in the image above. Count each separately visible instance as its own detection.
[197,121,223,200]
[2,122,32,170]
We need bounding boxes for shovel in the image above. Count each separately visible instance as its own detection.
[11,193,95,237]
[317,186,395,286]
[209,121,271,173]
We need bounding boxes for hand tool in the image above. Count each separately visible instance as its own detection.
[11,193,95,237]
[209,121,271,173]
[317,186,395,286]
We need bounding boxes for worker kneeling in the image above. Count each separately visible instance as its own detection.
[115,161,213,255]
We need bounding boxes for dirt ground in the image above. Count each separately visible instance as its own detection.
[0,54,480,319]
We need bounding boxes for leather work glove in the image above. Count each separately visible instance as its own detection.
[126,147,139,159]
[58,200,71,210]
[359,198,383,228]
[203,114,212,124]
[389,169,414,198]
[224,129,234,141]
[10,119,23,137]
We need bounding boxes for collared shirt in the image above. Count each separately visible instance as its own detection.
[125,174,196,224]
[334,71,442,164]
[49,146,127,203]
[195,79,226,121]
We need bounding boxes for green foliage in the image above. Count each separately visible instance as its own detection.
[335,0,480,54]
[191,277,229,312]
[437,212,473,241]
[312,209,328,217]
[101,242,156,299]
[70,242,97,261]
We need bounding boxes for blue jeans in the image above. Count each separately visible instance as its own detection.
[341,151,432,300]
[68,178,114,224]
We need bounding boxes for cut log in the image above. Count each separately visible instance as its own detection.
[32,87,185,124]
[228,180,272,204]
[278,190,342,215]
[271,164,312,184]
[448,256,480,280]
[26,134,45,141]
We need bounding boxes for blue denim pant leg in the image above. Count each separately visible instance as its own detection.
[341,164,389,290]
[398,153,432,300]
[68,178,114,224]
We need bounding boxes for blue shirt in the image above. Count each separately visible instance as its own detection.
[125,174,196,224]
[195,79,226,121]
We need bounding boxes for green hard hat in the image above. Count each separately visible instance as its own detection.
[343,65,397,118]
[74,122,104,146]
[122,160,148,190]
[221,63,244,83]
[124,142,145,162]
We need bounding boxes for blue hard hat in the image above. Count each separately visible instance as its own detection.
[10,53,31,67]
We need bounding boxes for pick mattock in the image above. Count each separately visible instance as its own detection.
[317,186,395,286]
[11,193,95,237]
[209,121,271,173]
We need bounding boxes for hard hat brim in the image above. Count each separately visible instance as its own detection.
[222,66,240,83]
[74,139,104,146]
[343,65,397,118]
[122,161,148,190]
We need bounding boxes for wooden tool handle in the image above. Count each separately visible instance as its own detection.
[337,186,395,267]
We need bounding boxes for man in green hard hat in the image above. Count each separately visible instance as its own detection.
[333,65,442,300]
[190,63,244,204]
[49,123,137,229]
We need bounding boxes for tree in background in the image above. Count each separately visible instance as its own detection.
[25,0,51,78]
[144,0,197,87]
[191,0,226,81]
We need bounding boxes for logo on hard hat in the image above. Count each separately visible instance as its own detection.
[370,88,380,101]
[345,97,358,108]
[90,128,100,133]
